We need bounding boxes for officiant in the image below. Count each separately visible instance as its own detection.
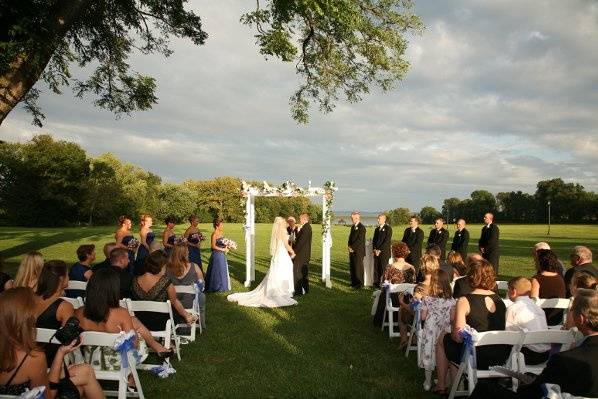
[287,216,298,245]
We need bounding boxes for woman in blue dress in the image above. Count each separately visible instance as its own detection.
[184,215,204,274]
[135,214,154,275]
[205,217,231,292]
[115,215,137,273]
[162,216,176,257]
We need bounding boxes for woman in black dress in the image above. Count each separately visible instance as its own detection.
[434,258,510,395]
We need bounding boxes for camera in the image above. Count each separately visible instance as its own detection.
[54,316,83,346]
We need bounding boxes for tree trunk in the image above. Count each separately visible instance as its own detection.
[0,0,93,126]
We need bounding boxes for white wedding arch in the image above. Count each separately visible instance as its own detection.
[241,180,338,288]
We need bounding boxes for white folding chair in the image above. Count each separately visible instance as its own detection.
[127,299,181,363]
[61,296,84,309]
[67,280,87,291]
[536,298,571,329]
[517,330,575,375]
[174,284,202,342]
[381,283,416,338]
[404,304,422,358]
[448,330,523,399]
[36,328,145,399]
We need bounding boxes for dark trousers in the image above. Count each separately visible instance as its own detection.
[294,262,309,295]
[349,252,364,287]
[373,253,390,287]
[483,250,499,275]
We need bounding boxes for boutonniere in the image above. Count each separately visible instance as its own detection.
[354,226,358,230]
[381,228,385,232]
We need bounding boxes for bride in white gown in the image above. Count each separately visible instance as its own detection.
[227,217,298,307]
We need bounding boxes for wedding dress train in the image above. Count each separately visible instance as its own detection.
[227,238,297,308]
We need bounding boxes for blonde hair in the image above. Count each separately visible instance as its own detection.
[140,214,152,226]
[167,244,190,277]
[420,254,439,276]
[13,251,44,290]
[508,276,532,296]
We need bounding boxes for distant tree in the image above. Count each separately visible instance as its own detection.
[386,207,411,226]
[496,191,537,223]
[419,206,441,225]
[442,197,461,223]
[155,183,197,223]
[83,157,122,225]
[535,178,587,222]
[0,135,89,226]
[1,0,423,126]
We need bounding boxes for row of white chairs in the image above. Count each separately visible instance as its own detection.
[36,328,145,399]
[448,329,577,398]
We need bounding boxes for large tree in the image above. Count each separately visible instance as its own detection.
[0,0,423,126]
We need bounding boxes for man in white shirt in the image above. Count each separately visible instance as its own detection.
[506,276,550,365]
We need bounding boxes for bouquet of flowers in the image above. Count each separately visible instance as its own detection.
[126,238,140,251]
[190,232,205,242]
[174,237,188,245]
[221,238,237,250]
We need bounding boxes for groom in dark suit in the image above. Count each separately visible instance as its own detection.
[347,211,366,288]
[372,214,392,288]
[292,213,312,296]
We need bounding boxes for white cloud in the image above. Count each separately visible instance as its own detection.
[1,0,597,212]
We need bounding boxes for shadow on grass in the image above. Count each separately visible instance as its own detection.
[0,229,108,260]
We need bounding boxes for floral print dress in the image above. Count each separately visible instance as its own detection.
[417,296,456,371]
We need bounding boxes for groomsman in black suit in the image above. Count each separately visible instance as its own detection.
[347,211,366,288]
[372,214,392,288]
[451,218,470,260]
[402,216,424,271]
[478,213,500,274]
[292,213,312,296]
[427,217,449,260]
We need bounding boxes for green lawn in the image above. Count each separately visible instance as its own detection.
[1,224,597,398]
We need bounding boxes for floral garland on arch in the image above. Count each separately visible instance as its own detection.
[240,180,338,236]
[322,180,337,238]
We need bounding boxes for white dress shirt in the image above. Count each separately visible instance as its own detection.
[506,296,550,353]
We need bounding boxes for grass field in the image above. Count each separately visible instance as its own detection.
[1,224,597,398]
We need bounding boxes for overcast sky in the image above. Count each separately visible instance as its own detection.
[1,0,597,212]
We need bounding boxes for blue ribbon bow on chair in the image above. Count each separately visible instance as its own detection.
[410,299,422,330]
[114,330,140,374]
[459,328,477,371]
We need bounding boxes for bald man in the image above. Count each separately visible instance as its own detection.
[478,213,500,274]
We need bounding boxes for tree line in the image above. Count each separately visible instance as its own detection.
[385,183,598,225]
[0,135,321,226]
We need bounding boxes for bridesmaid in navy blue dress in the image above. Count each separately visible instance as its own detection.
[162,216,177,257]
[115,215,137,273]
[184,215,204,274]
[205,217,231,292]
[135,214,154,275]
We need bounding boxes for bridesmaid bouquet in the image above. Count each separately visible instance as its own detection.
[174,237,188,245]
[191,232,205,241]
[127,239,140,250]
[221,238,237,250]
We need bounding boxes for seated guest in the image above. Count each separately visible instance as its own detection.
[166,243,206,329]
[92,242,116,271]
[94,248,133,299]
[533,242,564,276]
[470,288,598,398]
[0,257,12,292]
[435,259,510,395]
[69,244,95,282]
[452,253,483,298]
[564,245,597,297]
[0,287,103,398]
[12,251,44,291]
[424,245,453,282]
[397,254,438,348]
[447,251,467,282]
[131,250,196,330]
[75,268,173,358]
[506,276,549,365]
[531,249,566,325]
[372,242,416,327]
[419,270,456,387]
[564,271,598,329]
[34,261,75,364]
